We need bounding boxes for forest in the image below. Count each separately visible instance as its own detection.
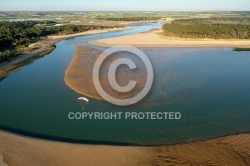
[0,21,117,62]
[162,18,250,39]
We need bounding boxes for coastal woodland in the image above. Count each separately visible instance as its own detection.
[162,18,250,39]
[0,21,117,62]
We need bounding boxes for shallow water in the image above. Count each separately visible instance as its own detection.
[0,23,250,145]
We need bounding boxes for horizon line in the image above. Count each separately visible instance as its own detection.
[1,10,250,12]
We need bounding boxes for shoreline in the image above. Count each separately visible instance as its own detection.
[0,27,126,80]
[1,123,250,146]
[0,46,56,80]
[0,130,249,165]
[47,27,126,40]
[89,30,250,48]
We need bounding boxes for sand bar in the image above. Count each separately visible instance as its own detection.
[65,46,147,100]
[90,30,250,48]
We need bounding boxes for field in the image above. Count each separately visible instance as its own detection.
[1,11,250,25]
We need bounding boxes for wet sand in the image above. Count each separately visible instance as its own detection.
[65,46,147,100]
[0,130,249,166]
[65,46,102,99]
[89,30,250,48]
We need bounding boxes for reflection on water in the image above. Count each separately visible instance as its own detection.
[0,23,250,145]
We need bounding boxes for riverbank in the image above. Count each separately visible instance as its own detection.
[89,29,250,48]
[0,130,249,165]
[47,27,126,40]
[0,27,126,80]
[0,46,56,80]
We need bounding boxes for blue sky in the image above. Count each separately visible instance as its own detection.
[0,0,249,11]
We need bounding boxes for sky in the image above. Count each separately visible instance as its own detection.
[0,0,250,11]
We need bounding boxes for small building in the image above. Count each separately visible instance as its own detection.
[54,24,63,26]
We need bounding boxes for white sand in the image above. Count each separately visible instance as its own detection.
[48,27,127,40]
[90,30,250,48]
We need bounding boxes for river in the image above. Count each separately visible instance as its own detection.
[0,23,249,145]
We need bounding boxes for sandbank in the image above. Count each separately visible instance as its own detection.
[89,30,250,48]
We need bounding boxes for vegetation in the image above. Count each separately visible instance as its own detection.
[0,21,117,62]
[233,48,250,51]
[162,18,250,39]
[1,12,250,62]
[99,17,161,21]
[169,17,250,25]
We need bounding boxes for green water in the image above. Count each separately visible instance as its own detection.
[0,23,250,145]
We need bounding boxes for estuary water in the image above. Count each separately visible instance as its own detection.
[0,23,249,145]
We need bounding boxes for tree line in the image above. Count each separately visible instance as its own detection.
[162,18,250,39]
[0,21,118,62]
[172,17,250,24]
[100,17,161,21]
